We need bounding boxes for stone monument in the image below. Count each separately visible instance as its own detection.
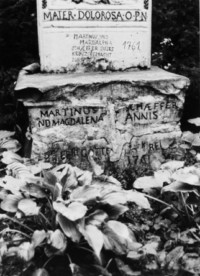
[37,0,152,72]
[15,0,190,173]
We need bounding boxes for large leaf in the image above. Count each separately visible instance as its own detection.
[100,204,128,220]
[53,201,87,221]
[103,221,136,255]
[160,161,184,172]
[1,139,21,152]
[88,151,104,176]
[192,134,200,147]
[172,171,200,186]
[125,191,151,209]
[162,182,197,193]
[0,131,15,140]
[8,242,35,261]
[27,162,52,175]
[20,183,47,199]
[18,199,40,216]
[57,213,81,242]
[7,162,34,180]
[47,229,67,254]
[70,185,101,204]
[43,171,57,187]
[32,268,49,276]
[101,191,127,205]
[81,224,104,261]
[0,176,25,194]
[133,176,164,190]
[77,171,93,186]
[1,194,22,213]
[59,165,78,191]
[182,131,195,144]
[32,230,47,247]
[188,118,200,127]
[1,151,23,165]
[86,210,108,227]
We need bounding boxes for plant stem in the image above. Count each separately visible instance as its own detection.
[144,194,182,216]
[39,211,52,228]
[43,256,55,268]
[4,215,34,233]
[1,228,31,239]
[180,192,192,224]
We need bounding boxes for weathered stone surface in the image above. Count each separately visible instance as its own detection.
[15,66,189,172]
[37,0,152,72]
[15,65,189,101]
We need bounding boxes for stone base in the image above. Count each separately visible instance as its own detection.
[15,65,190,172]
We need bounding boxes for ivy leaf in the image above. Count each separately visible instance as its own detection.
[1,194,22,213]
[53,201,87,221]
[81,224,104,261]
[32,230,47,247]
[18,199,40,216]
[57,213,81,242]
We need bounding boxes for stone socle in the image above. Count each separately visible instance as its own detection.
[15,65,190,171]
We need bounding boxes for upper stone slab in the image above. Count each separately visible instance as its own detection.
[37,0,152,73]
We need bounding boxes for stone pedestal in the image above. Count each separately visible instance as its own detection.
[15,65,189,172]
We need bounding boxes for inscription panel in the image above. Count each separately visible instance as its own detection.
[37,0,152,72]
[28,104,107,131]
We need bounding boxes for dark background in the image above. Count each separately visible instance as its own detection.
[0,0,199,129]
